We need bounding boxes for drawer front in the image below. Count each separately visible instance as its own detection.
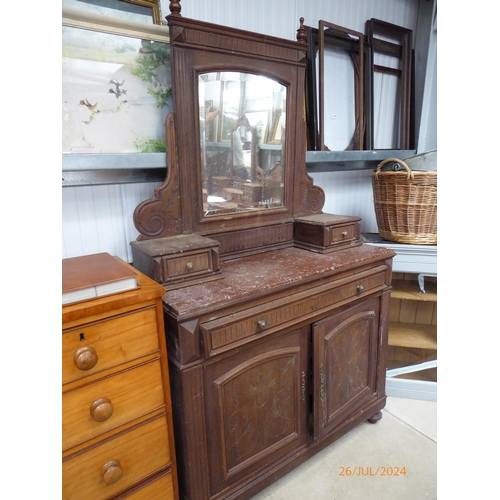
[120,470,174,500]
[329,223,359,246]
[163,251,210,280]
[62,307,159,385]
[202,266,388,356]
[63,360,165,451]
[62,415,171,500]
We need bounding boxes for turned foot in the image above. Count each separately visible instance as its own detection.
[367,411,383,424]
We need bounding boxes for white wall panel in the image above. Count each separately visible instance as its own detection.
[311,170,379,234]
[62,182,161,261]
[62,1,428,262]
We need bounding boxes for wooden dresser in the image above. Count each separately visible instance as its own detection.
[162,244,394,500]
[62,260,178,500]
[129,7,396,499]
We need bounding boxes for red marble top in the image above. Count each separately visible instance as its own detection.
[163,245,394,318]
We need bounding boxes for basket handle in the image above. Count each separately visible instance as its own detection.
[375,158,414,181]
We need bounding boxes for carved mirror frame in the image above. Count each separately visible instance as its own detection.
[134,1,324,258]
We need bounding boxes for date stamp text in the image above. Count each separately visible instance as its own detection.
[339,466,407,477]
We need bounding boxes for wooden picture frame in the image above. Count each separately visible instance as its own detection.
[365,18,413,150]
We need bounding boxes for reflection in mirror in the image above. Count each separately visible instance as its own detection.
[199,72,286,217]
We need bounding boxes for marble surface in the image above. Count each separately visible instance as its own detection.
[163,245,394,316]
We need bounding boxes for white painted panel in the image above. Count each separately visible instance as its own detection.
[164,0,419,38]
[311,170,378,234]
[62,182,161,262]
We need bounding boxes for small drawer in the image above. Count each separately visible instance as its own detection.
[161,251,211,280]
[131,234,221,288]
[202,266,388,356]
[62,415,171,500]
[294,214,361,253]
[62,359,165,451]
[329,223,358,245]
[119,470,174,500]
[62,307,159,385]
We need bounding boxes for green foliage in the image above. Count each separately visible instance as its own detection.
[135,138,166,153]
[131,40,172,108]
[148,86,173,109]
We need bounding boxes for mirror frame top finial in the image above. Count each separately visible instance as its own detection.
[168,0,181,16]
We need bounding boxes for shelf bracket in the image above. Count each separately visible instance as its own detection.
[417,273,437,293]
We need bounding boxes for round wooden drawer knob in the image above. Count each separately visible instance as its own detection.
[101,460,123,485]
[73,346,98,371]
[90,398,114,422]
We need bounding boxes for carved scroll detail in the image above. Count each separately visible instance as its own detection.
[295,174,325,216]
[133,113,182,240]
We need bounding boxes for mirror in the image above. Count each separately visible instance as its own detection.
[133,9,325,256]
[198,72,286,216]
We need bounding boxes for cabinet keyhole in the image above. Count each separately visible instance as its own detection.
[80,333,86,342]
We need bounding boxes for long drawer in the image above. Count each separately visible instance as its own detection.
[62,414,171,500]
[201,265,389,356]
[62,307,159,384]
[62,359,165,451]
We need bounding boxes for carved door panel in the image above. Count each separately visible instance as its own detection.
[313,297,380,441]
[204,327,310,497]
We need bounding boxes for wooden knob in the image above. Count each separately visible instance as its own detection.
[74,346,98,371]
[101,460,123,485]
[90,398,113,422]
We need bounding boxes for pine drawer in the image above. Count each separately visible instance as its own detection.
[62,415,171,500]
[118,469,174,500]
[62,307,159,384]
[62,359,165,451]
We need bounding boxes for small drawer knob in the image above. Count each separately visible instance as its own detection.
[74,346,98,371]
[186,262,194,270]
[257,319,268,330]
[357,284,364,293]
[90,398,114,422]
[101,460,123,485]
[341,231,348,237]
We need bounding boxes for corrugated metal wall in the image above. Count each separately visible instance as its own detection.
[62,0,424,262]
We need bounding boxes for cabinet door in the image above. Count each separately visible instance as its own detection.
[204,326,310,497]
[313,297,380,441]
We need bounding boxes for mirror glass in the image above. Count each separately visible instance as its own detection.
[199,72,286,217]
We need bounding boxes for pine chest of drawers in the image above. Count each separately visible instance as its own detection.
[62,260,178,500]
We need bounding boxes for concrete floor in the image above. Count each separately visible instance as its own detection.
[250,396,437,500]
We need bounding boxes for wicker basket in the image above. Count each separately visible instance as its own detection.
[371,158,437,245]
